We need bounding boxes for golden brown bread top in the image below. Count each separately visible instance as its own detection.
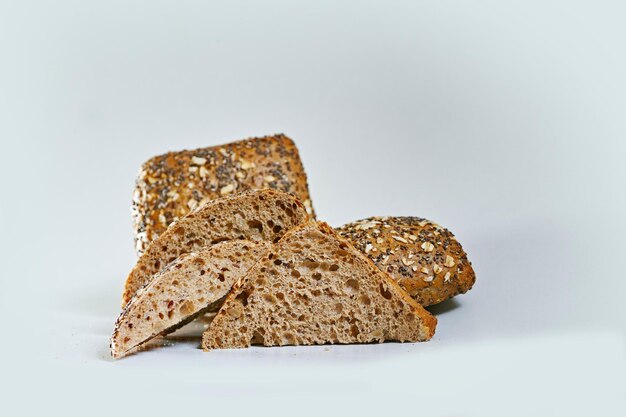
[132,133,314,255]
[336,216,475,306]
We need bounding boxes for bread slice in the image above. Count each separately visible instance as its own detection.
[111,240,272,358]
[202,221,437,349]
[122,189,310,306]
[132,134,315,256]
[336,216,475,306]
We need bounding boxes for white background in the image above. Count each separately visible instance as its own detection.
[1,1,624,415]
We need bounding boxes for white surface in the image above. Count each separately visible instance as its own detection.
[0,1,624,416]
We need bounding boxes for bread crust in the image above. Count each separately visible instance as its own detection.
[122,189,310,306]
[132,134,315,256]
[337,216,475,306]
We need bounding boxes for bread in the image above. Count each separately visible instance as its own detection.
[132,134,315,256]
[111,240,271,358]
[122,189,310,306]
[202,221,437,349]
[336,216,475,306]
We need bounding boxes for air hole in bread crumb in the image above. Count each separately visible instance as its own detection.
[283,332,296,344]
[247,220,263,233]
[329,264,339,271]
[379,283,393,300]
[211,237,229,244]
[179,300,195,315]
[291,269,301,278]
[217,273,225,282]
[262,294,276,304]
[273,225,282,233]
[236,289,252,306]
[302,260,320,270]
[312,272,322,280]
[345,279,359,293]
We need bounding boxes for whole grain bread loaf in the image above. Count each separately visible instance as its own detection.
[132,134,315,256]
[202,221,437,349]
[336,216,475,306]
[111,240,271,359]
[122,189,310,306]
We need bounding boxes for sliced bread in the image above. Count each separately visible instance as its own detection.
[336,216,475,306]
[122,189,310,306]
[202,221,437,349]
[111,240,271,358]
[132,134,315,256]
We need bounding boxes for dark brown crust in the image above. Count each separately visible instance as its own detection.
[336,216,475,306]
[132,134,315,256]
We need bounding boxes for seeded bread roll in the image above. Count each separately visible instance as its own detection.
[336,217,475,306]
[111,240,271,359]
[122,189,310,307]
[202,221,436,349]
[132,134,315,256]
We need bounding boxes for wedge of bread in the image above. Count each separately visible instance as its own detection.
[132,134,315,256]
[111,240,271,358]
[336,216,475,306]
[202,221,437,349]
[122,189,310,306]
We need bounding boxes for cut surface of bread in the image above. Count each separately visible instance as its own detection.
[122,189,310,306]
[132,134,315,256]
[202,222,437,349]
[336,216,475,306]
[111,240,272,358]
